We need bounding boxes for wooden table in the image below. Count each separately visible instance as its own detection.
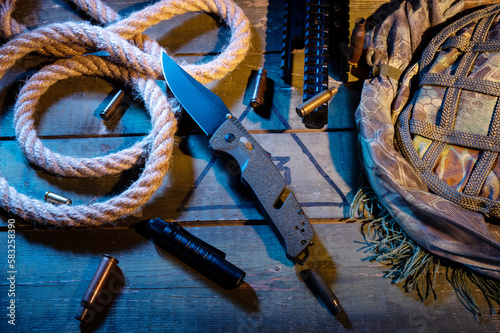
[0,1,498,332]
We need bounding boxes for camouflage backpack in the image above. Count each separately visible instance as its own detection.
[353,1,500,318]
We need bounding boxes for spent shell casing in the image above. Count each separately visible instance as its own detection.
[100,89,125,121]
[348,18,366,66]
[75,255,119,321]
[296,87,338,117]
[44,191,72,205]
[249,68,268,108]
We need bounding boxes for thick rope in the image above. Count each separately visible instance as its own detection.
[0,0,26,37]
[0,0,251,227]
[69,0,121,24]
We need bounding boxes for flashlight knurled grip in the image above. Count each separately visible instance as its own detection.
[148,218,245,289]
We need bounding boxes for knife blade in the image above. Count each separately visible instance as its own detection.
[161,51,314,264]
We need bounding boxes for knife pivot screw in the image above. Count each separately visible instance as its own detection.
[224,133,235,143]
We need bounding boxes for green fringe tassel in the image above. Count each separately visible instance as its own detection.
[350,186,500,321]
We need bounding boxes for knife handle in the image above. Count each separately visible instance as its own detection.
[209,115,314,264]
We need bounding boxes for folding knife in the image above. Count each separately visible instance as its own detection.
[161,51,314,264]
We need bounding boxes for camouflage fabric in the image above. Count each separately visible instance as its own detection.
[356,1,500,280]
[396,7,500,215]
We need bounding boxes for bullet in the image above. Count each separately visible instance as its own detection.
[75,255,119,321]
[296,86,338,117]
[249,68,267,108]
[301,269,343,316]
[44,191,72,205]
[100,89,125,121]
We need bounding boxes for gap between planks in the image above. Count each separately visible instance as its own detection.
[0,127,357,141]
[0,218,358,231]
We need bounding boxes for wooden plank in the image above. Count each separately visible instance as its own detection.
[0,223,498,332]
[3,2,497,333]
[0,54,357,139]
[0,128,359,223]
[349,0,394,31]
[0,0,361,225]
[13,0,278,53]
[0,0,358,139]
[0,137,149,208]
[0,73,153,138]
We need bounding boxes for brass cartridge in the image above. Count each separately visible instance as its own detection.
[296,87,338,118]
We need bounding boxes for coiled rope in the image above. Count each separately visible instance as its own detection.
[0,0,251,227]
